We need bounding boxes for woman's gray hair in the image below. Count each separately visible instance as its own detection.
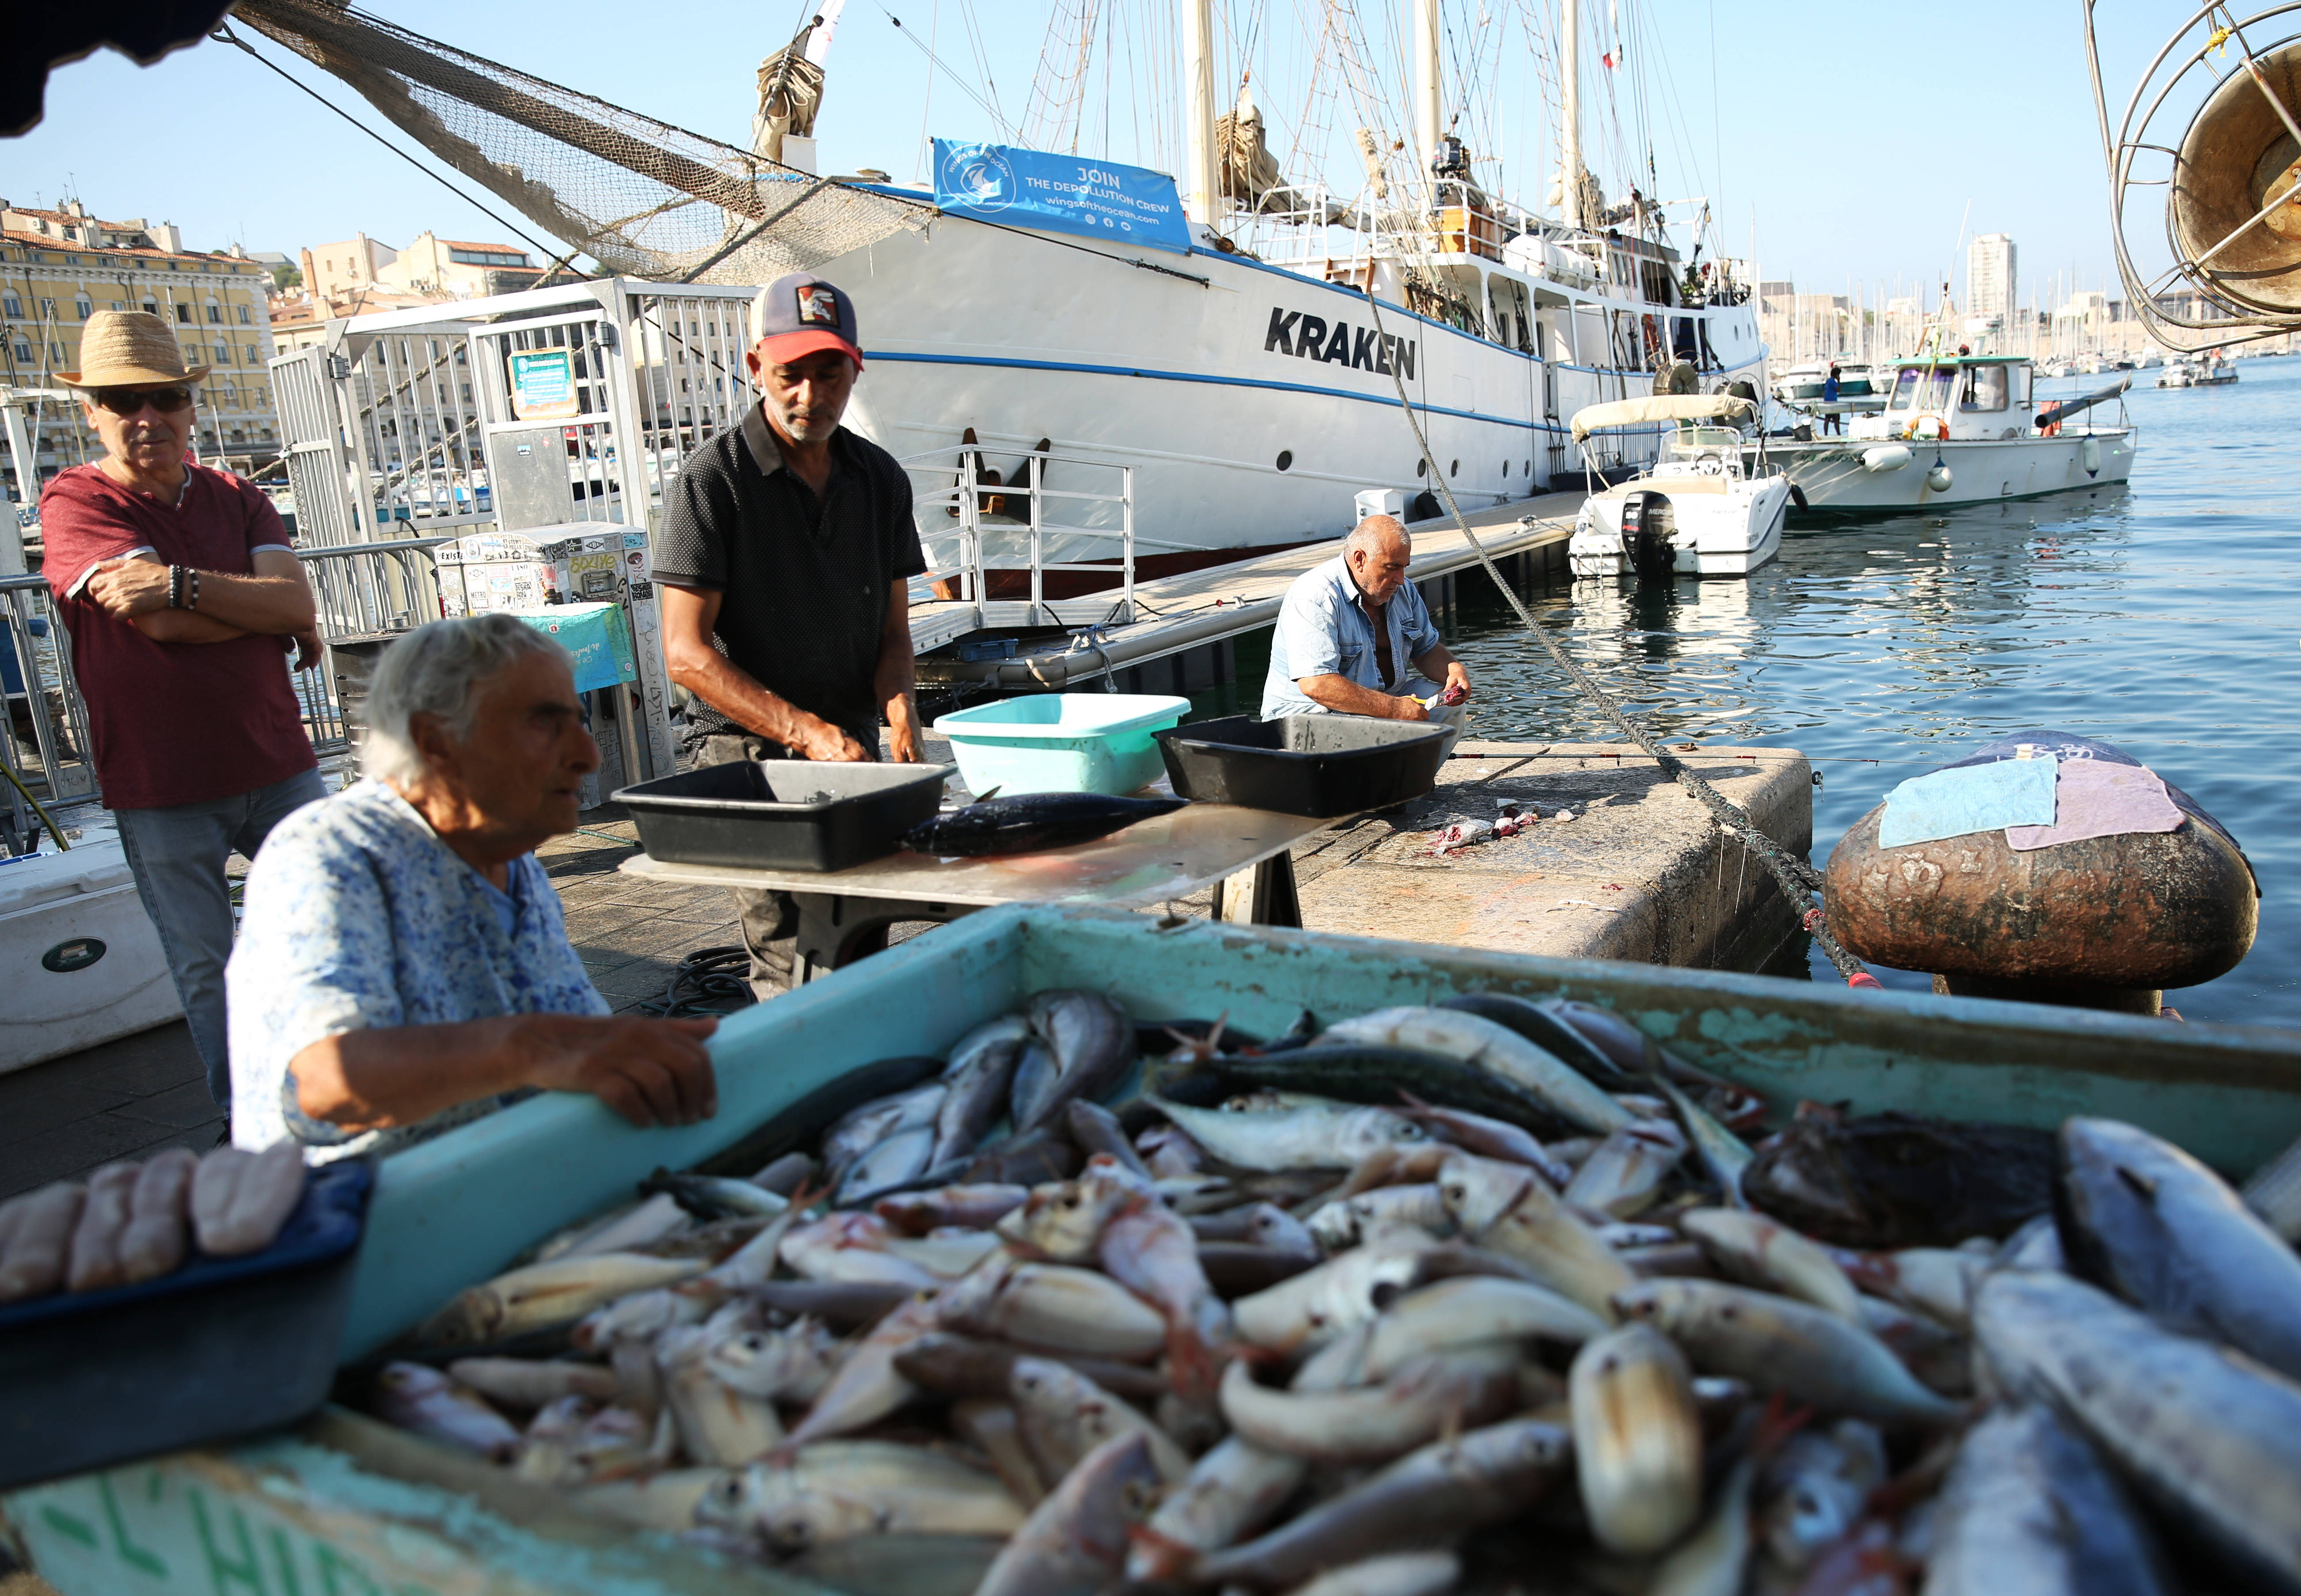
[362,614,566,786]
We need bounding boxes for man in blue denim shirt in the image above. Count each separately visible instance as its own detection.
[1261,517,1472,746]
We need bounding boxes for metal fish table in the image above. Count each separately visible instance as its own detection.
[8,904,2301,1596]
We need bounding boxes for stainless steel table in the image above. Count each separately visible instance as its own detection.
[619,803,1328,985]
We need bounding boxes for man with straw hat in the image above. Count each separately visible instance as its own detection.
[40,310,327,1120]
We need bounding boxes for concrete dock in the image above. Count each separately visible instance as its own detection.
[4,731,1811,1200]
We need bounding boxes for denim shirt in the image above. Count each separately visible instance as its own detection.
[225,779,608,1160]
[1261,553,1443,718]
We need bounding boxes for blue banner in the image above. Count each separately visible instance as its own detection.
[933,140,1191,254]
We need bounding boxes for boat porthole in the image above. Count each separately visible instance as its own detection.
[1450,459,1460,475]
[1524,460,1532,475]
[1275,451,1293,472]
[1501,461,1510,476]
[1416,459,1428,477]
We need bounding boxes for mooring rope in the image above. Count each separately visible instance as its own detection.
[1359,289,1870,982]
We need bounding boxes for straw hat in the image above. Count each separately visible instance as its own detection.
[58,310,210,388]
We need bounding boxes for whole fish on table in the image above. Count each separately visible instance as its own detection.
[903,792,1188,858]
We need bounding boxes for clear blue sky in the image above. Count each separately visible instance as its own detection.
[2,1,2181,310]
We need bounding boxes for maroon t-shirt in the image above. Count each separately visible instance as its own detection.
[41,463,316,810]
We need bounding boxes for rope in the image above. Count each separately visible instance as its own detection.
[0,760,69,851]
[1357,288,1868,983]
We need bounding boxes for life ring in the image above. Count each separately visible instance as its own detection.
[1906,414,1948,442]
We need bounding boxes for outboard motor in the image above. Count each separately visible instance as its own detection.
[1620,491,1677,582]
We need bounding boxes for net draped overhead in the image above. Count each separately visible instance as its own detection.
[235,0,925,284]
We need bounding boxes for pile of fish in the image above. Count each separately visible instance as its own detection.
[362,988,2301,1596]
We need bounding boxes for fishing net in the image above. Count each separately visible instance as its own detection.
[233,0,926,284]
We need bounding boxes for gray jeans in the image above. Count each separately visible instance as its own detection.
[693,732,882,1000]
[113,766,330,1106]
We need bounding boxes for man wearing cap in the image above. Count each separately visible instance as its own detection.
[654,273,926,997]
[40,311,326,1114]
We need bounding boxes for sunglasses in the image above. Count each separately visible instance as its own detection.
[90,387,194,416]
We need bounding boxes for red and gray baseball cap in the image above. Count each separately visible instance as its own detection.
[750,272,864,370]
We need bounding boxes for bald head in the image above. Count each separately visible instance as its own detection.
[1344,515,1413,604]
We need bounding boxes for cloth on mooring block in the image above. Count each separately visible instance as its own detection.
[1879,756,2058,849]
[508,603,636,694]
[2005,758,2184,851]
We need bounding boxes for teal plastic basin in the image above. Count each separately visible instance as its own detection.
[932,692,1190,795]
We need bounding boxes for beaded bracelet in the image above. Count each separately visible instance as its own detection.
[167,565,186,610]
[186,569,200,612]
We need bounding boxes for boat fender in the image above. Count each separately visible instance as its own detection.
[1861,445,1913,474]
[1925,464,1954,494]
[2082,437,2102,476]
[1788,483,1809,510]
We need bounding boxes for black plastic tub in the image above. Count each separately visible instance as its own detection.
[0,1161,373,1490]
[1155,715,1450,817]
[615,760,953,873]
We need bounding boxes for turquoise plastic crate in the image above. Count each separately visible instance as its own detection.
[932,692,1190,795]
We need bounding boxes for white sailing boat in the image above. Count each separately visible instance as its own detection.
[802,0,1767,580]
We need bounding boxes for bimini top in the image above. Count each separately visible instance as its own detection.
[1570,393,1758,442]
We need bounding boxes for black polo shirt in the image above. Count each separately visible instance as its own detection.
[653,405,926,749]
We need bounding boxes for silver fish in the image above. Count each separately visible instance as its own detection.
[1216,1346,1519,1463]
[1232,1234,1435,1353]
[1678,1207,1864,1322]
[1009,1354,1191,1483]
[1361,1275,1607,1379]
[1149,1095,1429,1173]
[1757,1418,1887,1573]
[823,1084,947,1179]
[1921,1402,2173,1596]
[936,1017,1033,1169]
[1193,1420,1572,1589]
[878,1183,1031,1235]
[1648,1454,1755,1596]
[778,1292,942,1452]
[657,1324,783,1464]
[1319,1007,1633,1135]
[938,1251,1169,1361]
[372,1362,521,1461]
[1561,1121,1686,1219]
[836,1126,940,1207]
[705,1316,846,1404]
[1015,990,1134,1133]
[445,1357,621,1410]
[779,1212,945,1291]
[1614,1278,1964,1428]
[1976,1269,2301,1594]
[698,1439,1025,1554]
[1284,1552,1461,1596]
[973,1432,1162,1596]
[1437,1152,1631,1320]
[1570,1324,1701,1556]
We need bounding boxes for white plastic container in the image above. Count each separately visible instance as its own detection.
[933,693,1191,796]
[0,821,181,1073]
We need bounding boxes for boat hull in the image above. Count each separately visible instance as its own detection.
[1753,430,2136,517]
[809,216,1764,559]
[1568,475,1790,577]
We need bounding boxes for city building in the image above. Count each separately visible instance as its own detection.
[1968,233,2017,319]
[1,197,282,495]
[299,233,398,310]
[375,233,545,300]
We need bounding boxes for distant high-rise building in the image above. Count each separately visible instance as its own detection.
[1969,233,2016,318]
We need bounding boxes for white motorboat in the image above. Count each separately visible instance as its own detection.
[2157,361,2194,388]
[1750,355,2137,516]
[2161,353,2239,387]
[1770,361,1886,418]
[1568,395,1791,578]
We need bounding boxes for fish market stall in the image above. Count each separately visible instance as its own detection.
[9,905,2301,1596]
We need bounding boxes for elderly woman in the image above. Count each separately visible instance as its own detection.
[226,614,718,1156]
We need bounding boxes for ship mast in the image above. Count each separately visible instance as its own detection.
[1181,0,1219,225]
[1412,0,1442,199]
[1560,0,1585,228]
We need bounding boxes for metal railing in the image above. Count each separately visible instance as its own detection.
[0,536,464,822]
[900,443,1135,627]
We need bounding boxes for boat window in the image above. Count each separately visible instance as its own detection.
[1959,365,2009,412]
[1887,367,1958,412]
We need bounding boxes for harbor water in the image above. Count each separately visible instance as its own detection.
[1200,361,2297,1026]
